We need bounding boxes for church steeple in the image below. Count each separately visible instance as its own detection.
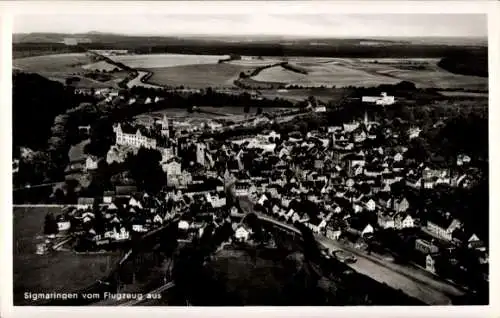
[161,114,169,138]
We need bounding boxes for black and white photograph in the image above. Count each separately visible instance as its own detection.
[3,1,495,312]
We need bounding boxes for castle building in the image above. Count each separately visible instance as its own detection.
[114,123,157,149]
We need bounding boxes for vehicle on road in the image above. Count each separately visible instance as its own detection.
[333,250,357,264]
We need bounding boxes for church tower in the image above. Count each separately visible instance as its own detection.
[161,114,169,138]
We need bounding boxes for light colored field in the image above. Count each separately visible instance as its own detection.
[260,88,350,102]
[82,60,123,72]
[147,63,253,88]
[13,53,91,74]
[112,53,229,68]
[253,64,400,87]
[13,53,123,88]
[250,58,487,90]
[438,91,488,97]
[377,68,487,90]
[228,58,283,67]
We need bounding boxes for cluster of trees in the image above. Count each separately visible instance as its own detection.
[43,212,59,235]
[437,49,488,77]
[13,73,97,187]
[125,148,167,194]
[13,72,94,151]
[171,221,236,305]
[123,41,485,59]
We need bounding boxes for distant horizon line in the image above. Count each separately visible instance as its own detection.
[13,31,488,39]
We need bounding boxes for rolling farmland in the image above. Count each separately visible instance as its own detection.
[252,63,401,87]
[111,53,229,68]
[13,53,91,75]
[249,58,487,90]
[147,63,253,88]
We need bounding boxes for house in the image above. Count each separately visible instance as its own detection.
[129,197,143,209]
[407,127,421,139]
[257,194,268,206]
[457,154,471,166]
[415,239,439,254]
[393,197,409,213]
[57,220,71,232]
[362,92,395,106]
[352,203,363,214]
[178,220,190,230]
[103,191,115,204]
[325,223,342,240]
[132,224,148,232]
[114,227,130,241]
[307,219,327,234]
[163,158,182,176]
[153,214,163,224]
[394,213,415,229]
[77,197,95,210]
[230,206,240,217]
[426,217,462,242]
[365,198,376,212]
[287,211,300,223]
[235,226,251,242]
[377,214,395,229]
[284,208,295,221]
[314,106,327,113]
[85,156,100,171]
[467,234,485,250]
[425,254,437,274]
[234,181,251,197]
[361,224,374,237]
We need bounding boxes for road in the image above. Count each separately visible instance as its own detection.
[237,196,465,305]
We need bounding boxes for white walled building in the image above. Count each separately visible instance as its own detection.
[114,123,157,149]
[362,92,395,106]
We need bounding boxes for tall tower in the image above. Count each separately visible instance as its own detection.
[196,143,206,167]
[161,114,169,138]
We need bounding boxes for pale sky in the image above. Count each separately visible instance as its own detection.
[13,14,487,38]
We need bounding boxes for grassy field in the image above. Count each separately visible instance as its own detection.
[13,53,126,88]
[13,206,121,305]
[82,60,123,72]
[228,57,284,67]
[247,57,487,90]
[111,53,228,68]
[252,63,401,88]
[260,87,353,103]
[147,63,253,88]
[13,53,91,74]
[205,248,292,305]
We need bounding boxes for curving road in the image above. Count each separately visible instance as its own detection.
[238,196,465,305]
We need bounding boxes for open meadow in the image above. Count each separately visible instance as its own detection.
[13,53,126,88]
[13,53,91,74]
[248,58,487,90]
[147,63,254,88]
[111,53,229,68]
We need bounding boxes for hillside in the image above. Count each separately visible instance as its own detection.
[12,71,85,150]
